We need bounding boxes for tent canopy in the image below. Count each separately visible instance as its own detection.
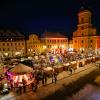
[10,63,33,75]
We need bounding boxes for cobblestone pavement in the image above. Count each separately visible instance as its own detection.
[0,63,97,100]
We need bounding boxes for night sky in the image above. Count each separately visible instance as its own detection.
[0,0,100,37]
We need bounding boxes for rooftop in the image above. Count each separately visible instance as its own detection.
[42,31,67,38]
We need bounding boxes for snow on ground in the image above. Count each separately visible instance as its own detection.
[68,84,100,100]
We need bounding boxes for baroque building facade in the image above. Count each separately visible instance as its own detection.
[73,8,100,52]
[26,34,42,56]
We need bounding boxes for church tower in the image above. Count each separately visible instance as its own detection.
[73,7,98,52]
[73,7,96,37]
[77,8,92,36]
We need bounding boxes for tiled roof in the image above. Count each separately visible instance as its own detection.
[0,30,25,37]
[42,32,67,38]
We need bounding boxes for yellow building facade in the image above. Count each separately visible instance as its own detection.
[68,39,73,50]
[73,9,100,52]
[0,30,26,57]
[26,34,42,56]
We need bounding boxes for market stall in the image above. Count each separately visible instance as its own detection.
[63,63,70,70]
[9,63,33,87]
[43,67,53,77]
[70,61,77,70]
[54,65,64,73]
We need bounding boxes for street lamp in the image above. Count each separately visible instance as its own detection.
[43,45,47,49]
[28,48,33,56]
[61,45,65,53]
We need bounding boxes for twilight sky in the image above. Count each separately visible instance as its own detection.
[0,0,100,37]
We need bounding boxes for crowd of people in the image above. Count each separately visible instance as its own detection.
[0,49,99,95]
